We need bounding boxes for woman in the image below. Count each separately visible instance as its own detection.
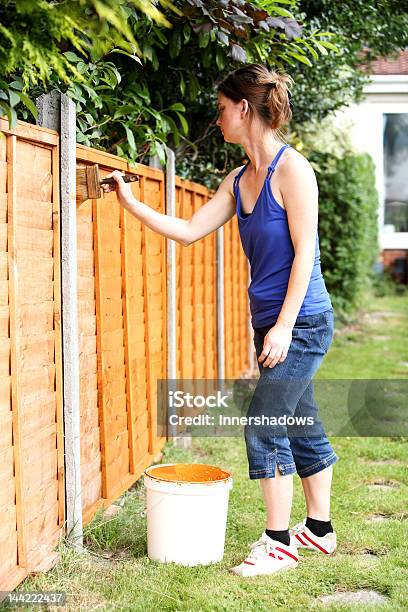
[103,63,339,578]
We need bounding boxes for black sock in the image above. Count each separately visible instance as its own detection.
[265,528,290,547]
[305,517,333,537]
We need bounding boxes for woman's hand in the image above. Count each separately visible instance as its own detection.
[101,170,134,207]
[258,321,293,368]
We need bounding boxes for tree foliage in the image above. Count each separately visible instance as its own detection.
[0,0,181,127]
[1,0,406,184]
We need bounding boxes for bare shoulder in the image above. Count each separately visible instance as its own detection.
[280,147,317,183]
[219,164,246,196]
[229,164,246,182]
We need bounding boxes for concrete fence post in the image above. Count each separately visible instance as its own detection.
[164,147,177,439]
[149,154,162,169]
[36,90,83,550]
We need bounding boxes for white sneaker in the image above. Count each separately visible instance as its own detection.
[289,519,337,555]
[229,532,299,577]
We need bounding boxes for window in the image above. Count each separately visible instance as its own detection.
[383,113,408,232]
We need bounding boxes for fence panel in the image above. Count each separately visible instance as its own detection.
[76,147,167,523]
[0,119,64,591]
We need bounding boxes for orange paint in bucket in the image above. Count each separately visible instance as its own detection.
[145,463,231,483]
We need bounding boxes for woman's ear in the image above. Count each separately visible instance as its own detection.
[241,99,249,117]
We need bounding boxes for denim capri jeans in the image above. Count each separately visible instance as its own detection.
[244,307,339,480]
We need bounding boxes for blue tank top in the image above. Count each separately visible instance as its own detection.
[233,143,333,328]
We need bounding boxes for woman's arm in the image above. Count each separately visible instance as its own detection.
[102,168,239,246]
[275,154,319,330]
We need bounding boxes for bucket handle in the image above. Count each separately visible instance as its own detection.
[139,495,167,518]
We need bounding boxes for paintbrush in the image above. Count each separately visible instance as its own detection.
[76,164,139,206]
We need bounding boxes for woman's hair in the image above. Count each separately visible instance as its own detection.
[217,63,294,132]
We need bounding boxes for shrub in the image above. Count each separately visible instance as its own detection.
[313,150,380,315]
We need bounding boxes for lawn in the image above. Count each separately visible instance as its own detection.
[5,292,408,611]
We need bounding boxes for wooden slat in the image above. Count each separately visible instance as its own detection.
[93,196,109,498]
[141,175,155,456]
[7,134,27,567]
[122,205,138,473]
[0,116,58,145]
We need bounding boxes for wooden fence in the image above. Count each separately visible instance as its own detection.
[0,118,251,593]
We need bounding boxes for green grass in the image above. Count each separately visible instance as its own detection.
[6,293,408,611]
[320,293,408,379]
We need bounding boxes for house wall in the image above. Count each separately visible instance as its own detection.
[332,75,408,263]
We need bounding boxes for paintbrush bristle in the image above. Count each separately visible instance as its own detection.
[76,164,102,206]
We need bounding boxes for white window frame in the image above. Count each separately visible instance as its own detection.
[379,104,408,250]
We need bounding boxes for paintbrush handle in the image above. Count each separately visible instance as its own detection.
[100,175,139,186]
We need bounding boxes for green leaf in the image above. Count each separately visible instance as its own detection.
[8,79,23,91]
[288,52,313,66]
[314,41,329,56]
[151,48,159,71]
[189,73,200,101]
[216,30,229,46]
[271,6,295,18]
[216,48,226,71]
[154,141,166,166]
[169,102,186,112]
[302,41,319,61]
[317,41,340,52]
[169,31,181,59]
[175,111,188,136]
[313,31,337,37]
[162,114,180,145]
[64,51,82,63]
[153,27,168,46]
[17,92,38,119]
[0,102,17,129]
[113,105,138,120]
[109,49,142,63]
[133,82,150,102]
[143,44,153,62]
[142,106,162,121]
[9,90,20,108]
[76,131,87,143]
[179,73,186,97]
[109,65,122,85]
[183,24,191,44]
[77,118,87,132]
[125,125,136,151]
[198,32,210,49]
[202,45,212,69]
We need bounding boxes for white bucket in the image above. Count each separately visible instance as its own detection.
[143,463,233,566]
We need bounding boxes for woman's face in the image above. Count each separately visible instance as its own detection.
[216,93,247,144]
